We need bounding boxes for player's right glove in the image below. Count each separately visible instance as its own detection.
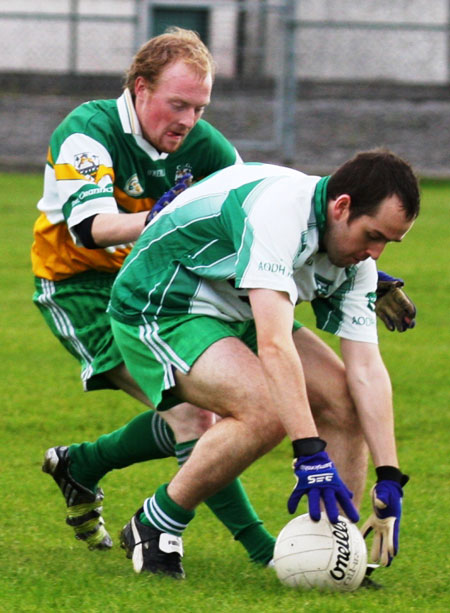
[287,437,360,524]
[361,466,409,567]
[145,172,193,225]
[375,271,417,332]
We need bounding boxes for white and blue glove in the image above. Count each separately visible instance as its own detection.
[145,172,193,225]
[361,466,409,567]
[287,438,360,524]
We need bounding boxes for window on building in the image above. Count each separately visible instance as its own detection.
[151,7,210,45]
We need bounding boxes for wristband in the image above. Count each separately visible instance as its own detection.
[375,465,409,486]
[292,437,326,458]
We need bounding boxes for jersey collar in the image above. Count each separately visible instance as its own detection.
[313,175,330,251]
[117,89,169,161]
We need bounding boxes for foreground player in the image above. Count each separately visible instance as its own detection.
[109,150,418,578]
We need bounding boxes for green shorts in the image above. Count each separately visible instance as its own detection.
[110,314,302,412]
[33,271,122,391]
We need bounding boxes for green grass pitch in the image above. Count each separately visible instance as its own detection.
[0,172,449,612]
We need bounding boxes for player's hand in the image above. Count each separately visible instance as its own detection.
[376,271,416,332]
[287,438,359,524]
[361,466,409,567]
[145,173,193,225]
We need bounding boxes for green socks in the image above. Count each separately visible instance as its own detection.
[172,440,276,565]
[140,483,195,537]
[204,480,276,565]
[67,414,275,565]
[140,476,276,565]
[68,410,175,490]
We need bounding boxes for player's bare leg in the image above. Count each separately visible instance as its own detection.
[106,363,216,441]
[293,327,368,506]
[167,337,286,509]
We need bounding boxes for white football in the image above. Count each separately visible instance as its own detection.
[273,513,367,592]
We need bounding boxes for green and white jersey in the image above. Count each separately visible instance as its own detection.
[109,163,378,343]
[32,88,240,281]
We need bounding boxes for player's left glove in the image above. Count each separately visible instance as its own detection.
[361,466,409,567]
[145,172,193,225]
[287,437,360,524]
[376,271,416,332]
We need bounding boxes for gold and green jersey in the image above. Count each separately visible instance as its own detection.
[31,89,240,281]
[109,163,379,343]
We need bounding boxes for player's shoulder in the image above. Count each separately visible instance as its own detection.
[356,257,377,275]
[188,118,234,148]
[192,118,225,136]
[49,98,119,155]
[353,257,378,290]
[256,165,320,199]
[179,119,239,171]
[56,98,117,135]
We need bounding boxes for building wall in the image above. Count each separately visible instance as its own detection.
[0,0,447,84]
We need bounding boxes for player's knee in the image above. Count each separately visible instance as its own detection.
[244,404,286,451]
[161,403,216,443]
[335,397,359,432]
[259,418,286,451]
[314,388,359,433]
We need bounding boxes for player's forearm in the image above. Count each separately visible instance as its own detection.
[258,342,318,441]
[340,340,399,468]
[91,212,148,247]
[349,368,398,467]
[249,288,317,441]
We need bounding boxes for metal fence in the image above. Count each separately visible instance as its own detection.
[0,0,449,175]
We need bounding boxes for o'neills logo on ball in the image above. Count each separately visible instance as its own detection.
[329,520,360,584]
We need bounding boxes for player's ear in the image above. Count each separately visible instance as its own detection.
[134,76,148,98]
[330,194,351,221]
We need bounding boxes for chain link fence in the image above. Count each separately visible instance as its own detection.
[0,0,449,176]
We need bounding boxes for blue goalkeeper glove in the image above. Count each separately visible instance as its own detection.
[361,466,409,567]
[287,438,360,524]
[376,271,416,332]
[145,172,193,225]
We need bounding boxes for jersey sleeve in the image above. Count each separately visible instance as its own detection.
[234,175,311,305]
[48,126,118,246]
[312,259,378,343]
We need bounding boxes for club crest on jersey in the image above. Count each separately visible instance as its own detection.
[314,274,333,297]
[124,174,144,197]
[366,291,376,312]
[175,164,193,181]
[74,152,99,179]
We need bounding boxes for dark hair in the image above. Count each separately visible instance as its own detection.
[327,149,420,222]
